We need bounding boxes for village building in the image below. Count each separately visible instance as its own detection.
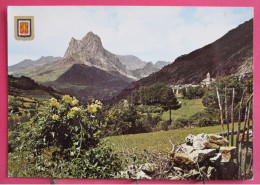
[171,72,215,93]
[200,72,216,87]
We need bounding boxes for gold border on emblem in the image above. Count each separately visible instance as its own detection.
[14,16,34,41]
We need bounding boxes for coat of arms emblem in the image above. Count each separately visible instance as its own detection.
[14,16,34,40]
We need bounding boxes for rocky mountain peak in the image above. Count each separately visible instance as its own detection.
[64,31,103,58]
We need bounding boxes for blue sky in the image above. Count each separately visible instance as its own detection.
[8,6,253,66]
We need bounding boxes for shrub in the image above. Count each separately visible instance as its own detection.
[11,95,122,178]
[191,111,217,127]
[172,117,191,129]
[155,120,169,131]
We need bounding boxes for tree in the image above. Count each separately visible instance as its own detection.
[160,87,181,124]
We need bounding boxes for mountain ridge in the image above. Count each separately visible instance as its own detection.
[115,19,253,101]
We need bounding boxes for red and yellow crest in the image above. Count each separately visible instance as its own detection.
[14,16,34,40]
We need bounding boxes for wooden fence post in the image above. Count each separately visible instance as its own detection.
[236,89,246,180]
[243,94,253,179]
[216,86,224,134]
[225,86,229,141]
[231,88,235,146]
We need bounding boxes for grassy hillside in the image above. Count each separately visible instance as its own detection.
[162,98,205,121]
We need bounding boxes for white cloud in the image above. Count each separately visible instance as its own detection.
[8,6,253,66]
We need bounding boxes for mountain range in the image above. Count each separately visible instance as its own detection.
[116,19,253,101]
[8,19,252,102]
[8,32,169,101]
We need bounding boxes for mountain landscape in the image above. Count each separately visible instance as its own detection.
[8,19,253,103]
[8,56,61,76]
[116,19,253,101]
[8,32,169,101]
[8,8,254,180]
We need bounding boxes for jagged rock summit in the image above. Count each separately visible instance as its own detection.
[62,31,134,79]
[64,32,104,58]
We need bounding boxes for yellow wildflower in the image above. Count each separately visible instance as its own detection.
[52,114,59,120]
[87,104,97,113]
[62,95,72,104]
[71,97,79,106]
[71,107,81,112]
[49,98,60,107]
[158,152,161,155]
[67,107,81,118]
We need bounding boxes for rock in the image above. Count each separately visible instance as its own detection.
[185,169,200,180]
[193,133,210,149]
[221,152,232,163]
[208,134,229,146]
[168,175,182,180]
[209,153,222,165]
[189,149,216,163]
[219,162,238,180]
[204,142,220,150]
[181,143,195,153]
[219,146,237,154]
[140,163,157,175]
[185,134,195,145]
[173,167,183,172]
[207,166,217,179]
[173,153,196,169]
[135,171,152,179]
[219,146,237,162]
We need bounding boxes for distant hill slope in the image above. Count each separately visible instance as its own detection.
[154,61,170,69]
[47,64,131,102]
[8,75,62,100]
[132,62,160,79]
[116,19,253,101]
[8,56,61,73]
[116,55,146,71]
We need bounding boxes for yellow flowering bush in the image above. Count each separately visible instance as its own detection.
[52,114,59,120]
[87,104,98,113]
[87,100,102,114]
[49,98,60,107]
[17,95,121,178]
[67,106,81,118]
[62,95,73,104]
[71,97,79,106]
[62,95,79,106]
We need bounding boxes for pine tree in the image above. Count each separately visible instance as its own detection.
[160,87,181,124]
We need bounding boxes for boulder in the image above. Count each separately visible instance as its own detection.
[140,163,157,175]
[135,171,152,179]
[173,153,196,169]
[185,134,195,145]
[219,162,238,180]
[207,166,218,179]
[181,143,195,153]
[219,146,237,162]
[184,169,200,180]
[173,167,183,172]
[209,153,222,165]
[193,133,210,149]
[189,149,216,163]
[208,134,229,146]
[204,142,220,150]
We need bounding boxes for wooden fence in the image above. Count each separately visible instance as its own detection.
[216,87,253,180]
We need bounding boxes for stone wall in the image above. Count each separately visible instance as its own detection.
[121,133,238,180]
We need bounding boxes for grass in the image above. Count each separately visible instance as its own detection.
[162,98,205,121]
[107,122,240,153]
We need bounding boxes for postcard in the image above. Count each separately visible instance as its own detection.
[7,6,253,181]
